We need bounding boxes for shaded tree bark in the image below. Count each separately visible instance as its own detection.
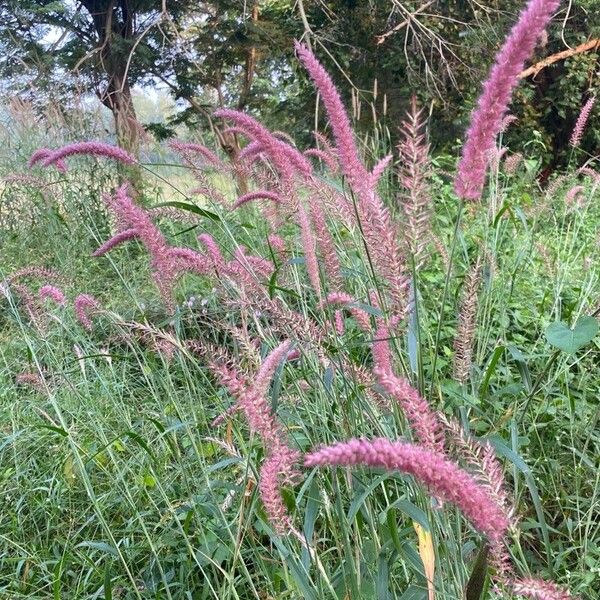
[79,0,141,157]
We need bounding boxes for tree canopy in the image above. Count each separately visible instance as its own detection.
[1,1,598,166]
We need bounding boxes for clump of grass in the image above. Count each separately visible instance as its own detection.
[1,1,599,598]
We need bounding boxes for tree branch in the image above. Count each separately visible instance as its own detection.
[519,38,600,79]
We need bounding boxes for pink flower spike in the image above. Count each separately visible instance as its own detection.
[305,438,510,542]
[297,203,322,299]
[92,228,138,256]
[295,42,368,188]
[375,368,444,454]
[303,148,339,173]
[334,310,345,335]
[197,233,227,275]
[570,96,595,148]
[565,185,584,205]
[40,141,136,168]
[168,140,221,166]
[372,322,393,373]
[259,449,301,534]
[455,0,560,200]
[370,154,393,187]
[215,108,312,181]
[253,340,293,398]
[39,285,66,306]
[512,577,573,599]
[28,148,68,173]
[267,234,287,259]
[322,292,372,332]
[232,190,282,210]
[74,293,101,331]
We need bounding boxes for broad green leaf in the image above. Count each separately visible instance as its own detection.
[545,316,598,354]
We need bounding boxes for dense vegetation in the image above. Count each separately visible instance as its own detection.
[0,1,599,599]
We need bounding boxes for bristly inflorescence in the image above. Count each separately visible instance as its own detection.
[305,438,510,542]
[453,258,482,385]
[455,0,561,200]
[569,96,595,148]
[398,96,432,268]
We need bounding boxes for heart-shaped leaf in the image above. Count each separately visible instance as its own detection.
[545,316,598,354]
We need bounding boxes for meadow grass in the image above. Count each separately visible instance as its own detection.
[0,140,597,599]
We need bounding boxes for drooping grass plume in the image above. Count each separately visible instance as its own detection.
[232,190,282,210]
[513,577,574,599]
[39,284,66,306]
[32,141,136,169]
[27,148,67,172]
[93,184,210,308]
[305,438,510,542]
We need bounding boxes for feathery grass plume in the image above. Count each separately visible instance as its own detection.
[371,319,444,452]
[15,371,47,393]
[92,228,138,256]
[294,42,366,188]
[94,184,210,308]
[8,283,42,329]
[453,259,482,385]
[569,96,595,148]
[500,114,518,132]
[313,130,339,159]
[440,414,515,576]
[27,148,67,173]
[39,285,66,306]
[369,154,393,188]
[578,165,600,186]
[303,148,338,173]
[212,340,300,533]
[4,268,65,330]
[232,190,282,210]
[187,340,249,426]
[214,108,312,184]
[74,293,101,331]
[295,41,408,314]
[197,233,227,276]
[168,139,223,168]
[232,246,275,280]
[512,577,573,599]
[545,173,568,199]
[267,234,287,261]
[35,141,136,169]
[238,140,265,163]
[377,369,445,454]
[169,140,230,206]
[431,234,450,272]
[322,292,373,332]
[334,309,345,335]
[308,200,342,289]
[305,438,509,541]
[565,185,584,206]
[398,96,432,268]
[455,0,560,200]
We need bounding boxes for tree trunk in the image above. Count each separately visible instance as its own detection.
[102,71,141,158]
[80,0,141,158]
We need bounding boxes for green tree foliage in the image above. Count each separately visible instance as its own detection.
[1,1,597,167]
[0,1,199,155]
